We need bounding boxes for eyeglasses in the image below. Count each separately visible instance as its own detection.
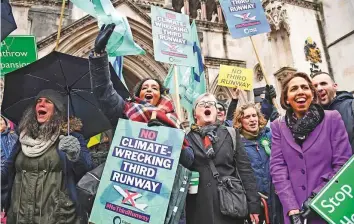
[196,101,217,108]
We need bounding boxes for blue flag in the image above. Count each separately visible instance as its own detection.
[108,56,128,89]
[71,0,145,56]
[164,20,206,123]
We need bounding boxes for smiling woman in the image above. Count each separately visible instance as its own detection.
[270,72,352,224]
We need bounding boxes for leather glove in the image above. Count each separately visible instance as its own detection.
[289,213,304,224]
[59,135,81,162]
[265,85,276,104]
[301,193,316,219]
[94,23,116,54]
[147,119,164,127]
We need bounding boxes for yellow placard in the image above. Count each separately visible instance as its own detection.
[217,65,253,90]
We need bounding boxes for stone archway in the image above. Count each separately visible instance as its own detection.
[37,11,169,92]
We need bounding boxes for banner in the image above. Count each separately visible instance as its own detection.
[310,156,354,224]
[89,119,184,224]
[220,0,270,39]
[151,6,195,67]
[0,35,37,76]
[217,65,253,90]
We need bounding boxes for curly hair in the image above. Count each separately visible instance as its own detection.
[280,72,318,110]
[18,104,65,140]
[233,103,268,130]
[133,78,169,98]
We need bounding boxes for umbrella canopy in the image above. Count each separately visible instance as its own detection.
[1,0,17,41]
[1,51,130,139]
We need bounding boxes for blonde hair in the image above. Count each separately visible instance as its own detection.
[233,103,267,130]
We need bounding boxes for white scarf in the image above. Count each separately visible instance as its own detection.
[20,131,60,157]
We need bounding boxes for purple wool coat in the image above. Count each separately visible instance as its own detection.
[270,110,352,224]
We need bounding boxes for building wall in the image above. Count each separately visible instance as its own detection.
[322,0,354,91]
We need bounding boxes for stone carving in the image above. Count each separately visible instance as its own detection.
[304,37,323,76]
[265,0,290,35]
[254,64,264,82]
[211,12,218,22]
[196,9,202,19]
[274,66,297,84]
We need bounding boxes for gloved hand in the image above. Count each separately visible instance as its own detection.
[265,85,276,104]
[147,119,164,127]
[301,193,316,219]
[94,23,116,54]
[289,213,304,224]
[59,135,81,162]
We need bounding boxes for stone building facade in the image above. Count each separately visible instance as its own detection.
[6,0,354,117]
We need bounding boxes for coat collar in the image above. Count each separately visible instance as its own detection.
[280,117,324,153]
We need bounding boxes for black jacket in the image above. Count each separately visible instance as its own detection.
[324,91,354,153]
[186,126,260,224]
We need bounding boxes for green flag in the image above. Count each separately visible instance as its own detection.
[71,0,145,56]
[164,20,207,123]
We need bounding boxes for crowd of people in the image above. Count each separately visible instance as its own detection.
[1,25,353,224]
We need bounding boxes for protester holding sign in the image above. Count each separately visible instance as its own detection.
[89,23,193,168]
[185,93,260,224]
[270,72,352,224]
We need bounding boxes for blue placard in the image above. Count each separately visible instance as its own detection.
[220,0,271,39]
[89,119,185,224]
[151,6,196,67]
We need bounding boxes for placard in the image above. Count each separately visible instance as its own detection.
[89,119,185,224]
[217,65,253,90]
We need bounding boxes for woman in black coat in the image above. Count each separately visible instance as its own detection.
[185,93,260,224]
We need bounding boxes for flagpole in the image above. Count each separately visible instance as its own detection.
[249,36,280,110]
[55,0,66,50]
[173,65,183,120]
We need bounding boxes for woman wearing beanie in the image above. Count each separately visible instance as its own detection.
[88,24,193,168]
[1,89,93,224]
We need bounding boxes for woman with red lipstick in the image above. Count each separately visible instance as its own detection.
[270,72,352,224]
[89,24,193,168]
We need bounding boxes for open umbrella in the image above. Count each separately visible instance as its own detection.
[1,0,17,41]
[1,51,130,139]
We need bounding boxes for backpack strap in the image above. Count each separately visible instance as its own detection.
[225,126,237,153]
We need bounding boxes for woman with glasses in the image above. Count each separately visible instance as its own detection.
[186,93,260,224]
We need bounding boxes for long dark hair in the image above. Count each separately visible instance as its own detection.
[133,78,169,98]
[280,72,318,110]
[18,104,64,140]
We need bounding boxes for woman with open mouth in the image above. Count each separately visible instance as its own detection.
[270,72,352,224]
[233,103,282,224]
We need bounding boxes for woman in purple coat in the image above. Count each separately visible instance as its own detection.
[270,72,352,224]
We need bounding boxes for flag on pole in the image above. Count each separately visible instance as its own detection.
[164,20,207,123]
[70,0,145,56]
[108,56,128,89]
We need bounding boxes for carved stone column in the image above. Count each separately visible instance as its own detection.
[184,0,190,15]
[164,0,173,9]
[200,0,207,20]
[274,67,297,85]
[216,0,223,23]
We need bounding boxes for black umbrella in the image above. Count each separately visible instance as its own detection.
[1,0,17,41]
[1,51,130,139]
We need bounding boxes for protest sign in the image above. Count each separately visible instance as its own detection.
[217,65,253,90]
[151,6,195,67]
[89,119,184,224]
[219,0,270,39]
[310,156,354,224]
[0,35,37,76]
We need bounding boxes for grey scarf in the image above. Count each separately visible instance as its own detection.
[20,131,60,157]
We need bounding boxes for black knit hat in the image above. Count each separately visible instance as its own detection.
[216,101,227,111]
[35,89,65,112]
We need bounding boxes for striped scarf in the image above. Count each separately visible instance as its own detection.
[124,95,180,128]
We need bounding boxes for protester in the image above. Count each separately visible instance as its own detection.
[312,72,354,152]
[1,115,18,210]
[1,89,93,224]
[89,23,193,168]
[185,93,260,224]
[216,101,229,125]
[233,103,272,222]
[88,130,112,167]
[270,72,352,224]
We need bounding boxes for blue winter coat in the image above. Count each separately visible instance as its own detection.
[241,127,271,195]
